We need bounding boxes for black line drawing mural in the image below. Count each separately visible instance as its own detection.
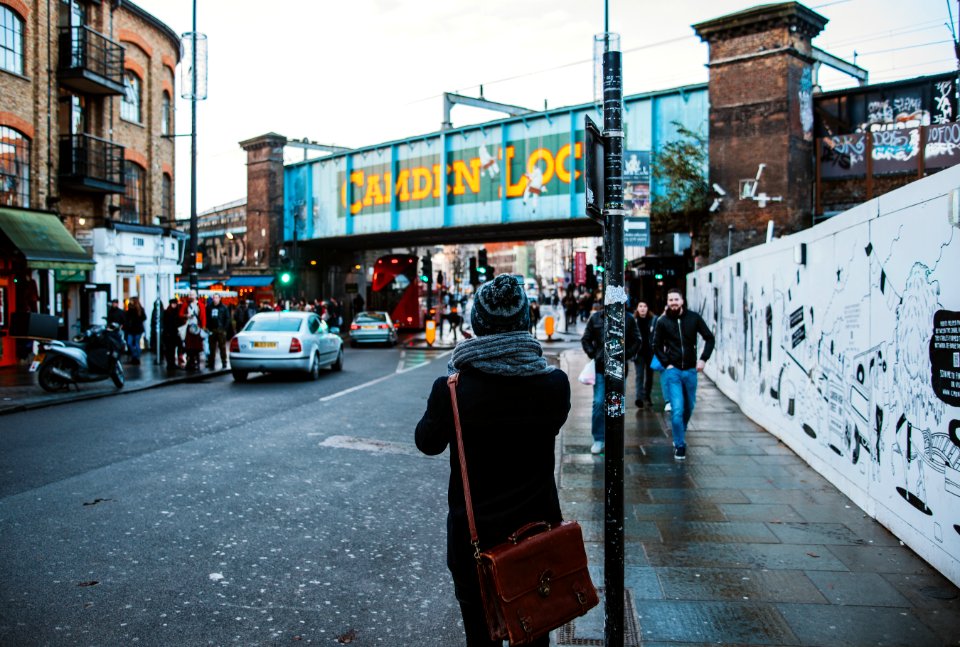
[690,174,960,582]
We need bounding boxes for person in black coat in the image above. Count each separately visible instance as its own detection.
[633,301,655,408]
[580,301,640,454]
[416,274,569,647]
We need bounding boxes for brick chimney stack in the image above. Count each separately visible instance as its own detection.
[694,2,827,261]
[240,133,287,271]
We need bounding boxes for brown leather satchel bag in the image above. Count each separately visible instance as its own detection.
[447,373,599,645]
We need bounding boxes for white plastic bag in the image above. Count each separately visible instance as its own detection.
[577,359,596,386]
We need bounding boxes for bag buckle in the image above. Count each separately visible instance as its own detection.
[537,570,553,598]
[472,540,481,563]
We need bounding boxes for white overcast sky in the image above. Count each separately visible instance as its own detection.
[129,0,957,219]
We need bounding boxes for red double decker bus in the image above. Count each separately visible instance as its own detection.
[369,254,426,330]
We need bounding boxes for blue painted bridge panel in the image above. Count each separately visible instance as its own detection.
[283,83,708,243]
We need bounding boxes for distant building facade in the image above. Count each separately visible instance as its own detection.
[0,0,181,365]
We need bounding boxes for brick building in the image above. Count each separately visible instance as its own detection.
[0,0,181,366]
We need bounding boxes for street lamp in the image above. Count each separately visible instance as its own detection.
[181,1,207,290]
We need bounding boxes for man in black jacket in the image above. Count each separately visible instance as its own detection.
[205,294,230,370]
[581,300,640,454]
[652,288,715,460]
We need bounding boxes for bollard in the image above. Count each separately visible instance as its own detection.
[544,315,555,340]
[425,320,436,346]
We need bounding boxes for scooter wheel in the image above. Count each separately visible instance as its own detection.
[38,356,73,392]
[111,359,125,388]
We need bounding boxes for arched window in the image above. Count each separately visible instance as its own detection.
[0,5,24,75]
[120,161,145,223]
[0,125,30,207]
[161,172,172,223]
[160,91,171,136]
[121,71,141,123]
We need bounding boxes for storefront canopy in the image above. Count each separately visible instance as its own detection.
[225,276,274,287]
[0,208,95,271]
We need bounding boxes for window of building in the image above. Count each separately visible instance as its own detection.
[121,71,141,123]
[1,5,25,75]
[0,126,30,207]
[161,173,172,223]
[161,91,171,136]
[120,161,145,223]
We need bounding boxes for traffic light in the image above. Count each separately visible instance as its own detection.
[469,256,479,285]
[595,245,604,275]
[278,270,293,285]
[477,248,491,280]
[421,255,433,283]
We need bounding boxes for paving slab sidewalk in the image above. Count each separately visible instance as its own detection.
[555,350,959,647]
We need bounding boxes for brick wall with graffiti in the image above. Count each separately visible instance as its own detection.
[689,164,960,586]
[816,72,958,213]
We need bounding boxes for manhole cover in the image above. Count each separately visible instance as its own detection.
[556,588,640,646]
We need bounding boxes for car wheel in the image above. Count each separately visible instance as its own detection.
[231,369,248,382]
[331,348,343,372]
[307,353,320,381]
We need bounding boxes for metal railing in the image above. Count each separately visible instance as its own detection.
[59,133,124,191]
[58,25,125,88]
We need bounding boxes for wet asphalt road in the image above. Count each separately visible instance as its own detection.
[0,344,467,646]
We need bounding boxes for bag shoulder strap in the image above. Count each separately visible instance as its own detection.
[447,373,481,560]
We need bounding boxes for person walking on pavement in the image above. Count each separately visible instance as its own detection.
[180,293,206,373]
[106,298,124,329]
[161,298,183,370]
[122,296,147,365]
[633,301,655,409]
[581,300,640,454]
[234,299,256,333]
[205,294,230,370]
[415,274,569,647]
[652,288,716,460]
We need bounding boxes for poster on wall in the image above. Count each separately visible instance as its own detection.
[931,309,960,406]
[0,286,5,327]
[623,150,651,216]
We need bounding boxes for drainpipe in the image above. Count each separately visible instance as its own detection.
[46,0,53,209]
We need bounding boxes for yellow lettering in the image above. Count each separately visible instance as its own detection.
[452,158,481,195]
[340,170,365,214]
[434,164,443,198]
[395,168,411,202]
[555,142,582,183]
[363,173,385,207]
[411,167,433,200]
[505,146,525,198]
[528,148,555,185]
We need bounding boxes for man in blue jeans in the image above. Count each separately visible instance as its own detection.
[581,301,640,454]
[652,288,715,460]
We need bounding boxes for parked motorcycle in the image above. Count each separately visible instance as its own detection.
[32,323,126,392]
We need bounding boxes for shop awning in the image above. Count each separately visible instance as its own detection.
[0,207,95,271]
[175,279,217,290]
[225,276,274,287]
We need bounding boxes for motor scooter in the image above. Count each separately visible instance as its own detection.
[31,323,126,392]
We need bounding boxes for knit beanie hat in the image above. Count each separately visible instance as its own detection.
[471,274,530,336]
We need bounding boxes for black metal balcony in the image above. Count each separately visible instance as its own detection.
[59,134,125,193]
[58,26,125,96]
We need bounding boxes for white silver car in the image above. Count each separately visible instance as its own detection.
[229,311,343,381]
[348,311,399,347]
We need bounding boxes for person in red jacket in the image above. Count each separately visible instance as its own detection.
[179,291,207,372]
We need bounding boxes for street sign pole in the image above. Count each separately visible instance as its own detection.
[601,41,626,647]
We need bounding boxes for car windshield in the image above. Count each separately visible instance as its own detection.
[245,318,303,332]
[356,313,387,323]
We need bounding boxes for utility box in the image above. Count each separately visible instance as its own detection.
[9,313,59,340]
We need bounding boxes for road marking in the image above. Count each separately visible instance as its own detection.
[318,349,452,402]
[319,435,420,456]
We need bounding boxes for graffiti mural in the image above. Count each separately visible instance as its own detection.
[690,164,960,586]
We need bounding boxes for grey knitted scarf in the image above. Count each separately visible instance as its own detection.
[447,331,554,376]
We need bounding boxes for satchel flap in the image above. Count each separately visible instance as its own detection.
[481,521,590,603]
